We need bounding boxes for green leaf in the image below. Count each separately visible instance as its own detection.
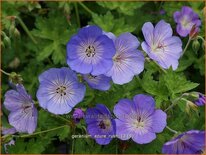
[97,2,145,16]
[141,71,169,108]
[163,69,199,97]
[32,11,76,64]
[177,99,187,112]
[57,126,70,141]
[91,11,135,35]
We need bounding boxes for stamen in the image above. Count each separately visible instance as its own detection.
[85,45,96,57]
[56,85,67,96]
[99,121,106,129]
[98,119,111,130]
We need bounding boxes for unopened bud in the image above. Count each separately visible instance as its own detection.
[9,57,20,69]
[186,100,198,114]
[3,36,11,47]
[9,24,15,37]
[9,72,23,84]
[14,28,20,38]
[189,92,200,99]
[1,42,5,49]
[192,39,200,53]
[64,4,70,14]
[2,134,13,144]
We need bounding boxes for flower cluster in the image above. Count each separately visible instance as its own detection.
[2,5,204,154]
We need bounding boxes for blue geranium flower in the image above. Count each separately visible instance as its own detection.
[3,84,38,134]
[114,94,167,144]
[105,32,145,85]
[36,67,86,115]
[85,104,116,145]
[162,130,205,154]
[66,25,116,75]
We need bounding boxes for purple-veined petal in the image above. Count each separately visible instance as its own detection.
[132,131,156,144]
[133,94,155,116]
[142,22,154,46]
[151,110,167,133]
[154,20,173,43]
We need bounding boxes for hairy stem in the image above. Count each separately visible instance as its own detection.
[71,127,75,154]
[74,3,81,27]
[166,126,178,134]
[181,38,192,57]
[15,125,67,138]
[15,16,37,44]
[0,69,11,76]
[78,2,95,15]
[164,93,189,112]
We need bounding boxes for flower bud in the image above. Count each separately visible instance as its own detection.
[9,24,15,37]
[186,100,198,114]
[9,57,20,69]
[3,36,11,48]
[72,108,84,123]
[189,92,200,99]
[1,42,5,49]
[1,134,13,144]
[14,28,20,38]
[195,93,205,106]
[9,72,23,84]
[192,39,200,53]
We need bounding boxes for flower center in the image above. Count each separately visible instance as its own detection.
[135,117,145,128]
[151,43,166,52]
[99,119,111,130]
[56,85,67,96]
[22,104,32,114]
[85,45,96,57]
[113,54,121,62]
[88,74,97,79]
[181,16,190,28]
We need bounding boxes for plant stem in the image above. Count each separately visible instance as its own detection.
[78,2,94,15]
[15,16,37,44]
[0,69,11,76]
[181,38,192,57]
[166,126,178,134]
[116,138,118,154]
[15,125,67,138]
[71,127,75,154]
[164,93,188,112]
[74,3,81,27]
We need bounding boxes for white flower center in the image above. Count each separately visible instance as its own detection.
[151,42,166,53]
[22,104,32,114]
[181,16,191,29]
[134,117,145,128]
[88,74,97,79]
[98,119,111,130]
[85,45,96,57]
[56,85,67,96]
